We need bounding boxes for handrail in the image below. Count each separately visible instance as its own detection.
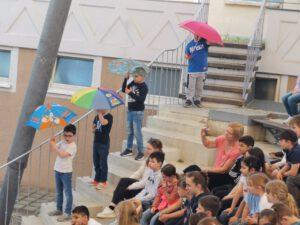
[243,0,267,102]
[0,109,94,169]
[148,0,209,67]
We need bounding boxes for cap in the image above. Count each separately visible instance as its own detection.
[132,66,148,77]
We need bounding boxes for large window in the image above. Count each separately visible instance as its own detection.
[0,50,11,78]
[145,66,182,97]
[49,55,101,96]
[54,56,93,87]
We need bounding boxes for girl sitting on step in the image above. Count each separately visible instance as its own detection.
[96,138,163,219]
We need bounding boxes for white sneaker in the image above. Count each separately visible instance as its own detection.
[96,207,116,219]
[283,116,293,125]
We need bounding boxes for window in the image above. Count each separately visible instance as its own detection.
[145,66,182,97]
[0,47,18,91]
[54,56,93,87]
[49,55,101,96]
[0,50,11,78]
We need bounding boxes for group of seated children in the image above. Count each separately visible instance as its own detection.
[93,118,300,225]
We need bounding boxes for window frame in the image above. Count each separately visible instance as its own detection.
[0,46,18,92]
[48,53,101,96]
[225,0,283,7]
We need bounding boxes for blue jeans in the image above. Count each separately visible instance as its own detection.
[93,142,109,182]
[141,208,160,225]
[55,171,73,215]
[126,111,144,153]
[282,92,300,116]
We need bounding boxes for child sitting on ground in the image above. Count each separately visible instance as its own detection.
[157,178,191,225]
[135,151,165,210]
[196,195,221,218]
[220,156,263,225]
[71,205,100,225]
[265,180,299,217]
[272,203,300,225]
[258,209,277,225]
[141,164,180,225]
[116,199,143,225]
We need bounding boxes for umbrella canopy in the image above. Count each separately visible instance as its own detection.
[71,87,124,110]
[26,103,77,130]
[180,20,223,46]
[109,58,149,76]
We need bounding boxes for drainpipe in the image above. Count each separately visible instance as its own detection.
[0,0,72,224]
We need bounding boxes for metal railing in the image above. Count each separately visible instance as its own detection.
[0,1,210,224]
[0,109,95,225]
[243,0,267,104]
[145,0,209,109]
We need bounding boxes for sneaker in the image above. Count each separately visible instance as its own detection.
[283,116,292,125]
[56,214,71,222]
[96,206,116,219]
[135,152,144,161]
[96,182,108,190]
[184,100,192,108]
[193,100,202,108]
[120,148,133,157]
[89,180,99,186]
[48,210,63,216]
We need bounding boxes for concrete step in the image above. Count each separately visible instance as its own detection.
[108,151,144,172]
[208,57,247,70]
[223,42,248,49]
[203,89,242,99]
[205,78,243,88]
[204,84,243,94]
[39,192,103,225]
[40,202,70,225]
[147,115,205,137]
[207,68,245,82]
[76,177,113,206]
[142,127,216,167]
[22,215,44,225]
[209,46,247,60]
[158,105,209,122]
[112,144,181,166]
[202,95,244,106]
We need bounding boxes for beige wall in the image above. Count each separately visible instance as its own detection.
[260,9,300,76]
[208,0,260,38]
[0,49,159,190]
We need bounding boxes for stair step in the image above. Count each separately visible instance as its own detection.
[207,68,245,82]
[204,84,243,94]
[22,215,44,225]
[208,57,248,70]
[209,46,248,60]
[223,42,248,49]
[76,177,113,206]
[147,116,205,137]
[202,95,244,106]
[205,78,243,87]
[203,89,242,99]
[120,140,182,163]
[142,127,216,167]
[158,105,209,122]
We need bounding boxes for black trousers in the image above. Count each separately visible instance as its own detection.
[207,172,234,191]
[155,216,185,225]
[112,177,142,205]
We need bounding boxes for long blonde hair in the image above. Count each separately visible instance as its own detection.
[265,180,299,216]
[116,199,141,225]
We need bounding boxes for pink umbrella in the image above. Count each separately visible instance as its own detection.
[180,20,223,46]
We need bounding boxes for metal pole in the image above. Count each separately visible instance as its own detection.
[0,0,72,224]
